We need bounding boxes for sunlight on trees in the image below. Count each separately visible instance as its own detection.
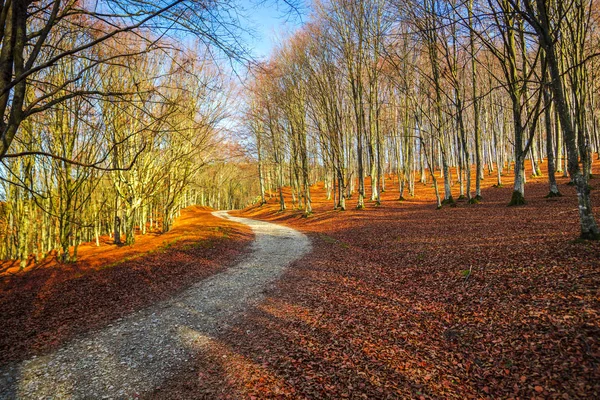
[0,0,266,266]
[1,0,600,268]
[244,0,600,239]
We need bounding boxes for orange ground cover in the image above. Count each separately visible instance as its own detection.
[241,159,588,220]
[1,206,220,277]
[150,161,600,399]
[0,206,253,364]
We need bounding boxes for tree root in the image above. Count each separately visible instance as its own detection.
[508,191,526,206]
[544,191,563,198]
[441,196,455,206]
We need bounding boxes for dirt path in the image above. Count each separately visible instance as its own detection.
[0,211,310,399]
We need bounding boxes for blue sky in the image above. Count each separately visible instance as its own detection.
[238,0,307,59]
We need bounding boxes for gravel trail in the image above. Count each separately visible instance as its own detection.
[0,211,310,399]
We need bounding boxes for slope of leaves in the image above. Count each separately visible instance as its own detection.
[150,165,599,399]
[0,207,253,365]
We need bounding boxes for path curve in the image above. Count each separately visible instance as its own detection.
[0,211,310,399]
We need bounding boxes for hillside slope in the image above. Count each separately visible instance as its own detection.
[0,207,253,365]
[153,167,600,399]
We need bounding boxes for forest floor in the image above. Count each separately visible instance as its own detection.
[1,163,599,399]
[0,212,309,399]
[149,163,600,399]
[0,206,253,366]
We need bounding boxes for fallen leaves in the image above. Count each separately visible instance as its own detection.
[3,164,599,399]
[0,208,253,365]
[151,168,600,398]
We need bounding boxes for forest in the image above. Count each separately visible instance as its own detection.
[0,0,261,268]
[1,0,599,267]
[247,0,600,231]
[0,0,599,398]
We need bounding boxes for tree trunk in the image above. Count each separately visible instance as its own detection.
[541,32,599,238]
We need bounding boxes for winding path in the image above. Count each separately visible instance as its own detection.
[0,211,310,399]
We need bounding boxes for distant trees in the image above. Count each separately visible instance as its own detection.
[0,0,281,267]
[0,45,237,265]
[245,0,600,239]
